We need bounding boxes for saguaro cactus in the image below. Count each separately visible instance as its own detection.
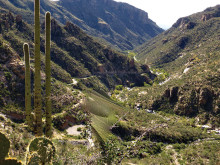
[34,0,43,136]
[24,0,53,137]
[24,43,32,131]
[45,12,52,138]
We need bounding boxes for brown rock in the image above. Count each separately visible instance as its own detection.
[170,87,179,103]
[163,88,170,98]
[6,111,25,122]
[199,88,212,106]
[186,22,196,29]
[97,64,105,73]
[141,64,150,72]
[9,61,25,80]
[172,17,190,28]
[162,39,168,44]
[201,14,212,21]
[129,58,135,68]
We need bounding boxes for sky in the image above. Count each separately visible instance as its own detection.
[114,0,220,29]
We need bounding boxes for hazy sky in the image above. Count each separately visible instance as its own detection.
[114,0,219,29]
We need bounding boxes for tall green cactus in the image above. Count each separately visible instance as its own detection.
[34,0,43,136]
[45,12,52,138]
[24,0,53,137]
[24,43,32,131]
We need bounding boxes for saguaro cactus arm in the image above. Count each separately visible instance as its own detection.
[24,43,32,130]
[45,12,52,138]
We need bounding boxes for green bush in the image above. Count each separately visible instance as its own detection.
[173,143,186,152]
[4,72,12,82]
[115,85,123,90]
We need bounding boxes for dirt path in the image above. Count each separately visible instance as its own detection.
[134,56,138,62]
[166,145,180,165]
[66,125,85,136]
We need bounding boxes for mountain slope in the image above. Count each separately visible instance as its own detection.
[123,5,220,126]
[0,8,154,109]
[136,5,220,72]
[0,4,220,165]
[0,0,163,50]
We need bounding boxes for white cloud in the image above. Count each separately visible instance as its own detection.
[114,0,219,29]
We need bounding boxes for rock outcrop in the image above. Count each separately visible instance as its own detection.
[202,5,220,21]
[151,84,220,126]
[0,40,25,107]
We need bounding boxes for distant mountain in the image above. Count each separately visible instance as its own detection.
[0,0,163,50]
[136,5,220,71]
[133,5,220,126]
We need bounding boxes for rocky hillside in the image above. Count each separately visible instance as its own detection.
[0,31,87,126]
[0,9,154,112]
[0,3,220,165]
[136,5,220,70]
[122,5,220,126]
[0,0,163,50]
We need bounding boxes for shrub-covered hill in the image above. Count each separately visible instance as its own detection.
[0,2,219,165]
[0,9,154,88]
[0,9,154,121]
[0,0,163,51]
[0,33,87,125]
[136,5,220,72]
[118,5,220,126]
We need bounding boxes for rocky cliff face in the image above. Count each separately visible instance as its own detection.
[56,0,163,50]
[150,81,220,127]
[0,0,163,50]
[50,19,155,88]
